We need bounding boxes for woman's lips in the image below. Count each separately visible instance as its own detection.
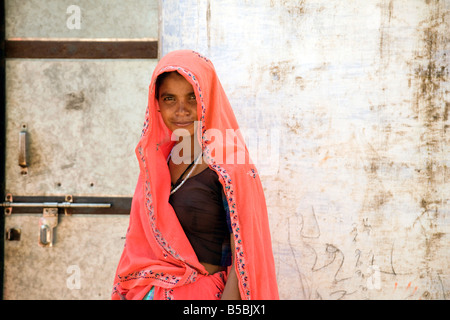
[173,121,194,127]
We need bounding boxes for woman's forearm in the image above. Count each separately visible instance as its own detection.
[221,232,241,300]
[221,262,241,300]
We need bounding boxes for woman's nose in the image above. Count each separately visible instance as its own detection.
[175,100,189,114]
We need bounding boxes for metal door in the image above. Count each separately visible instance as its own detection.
[1,0,159,299]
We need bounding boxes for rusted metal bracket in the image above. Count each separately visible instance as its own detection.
[5,40,158,59]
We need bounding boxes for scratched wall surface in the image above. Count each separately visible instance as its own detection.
[161,0,449,299]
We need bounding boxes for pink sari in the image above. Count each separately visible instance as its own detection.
[112,50,279,300]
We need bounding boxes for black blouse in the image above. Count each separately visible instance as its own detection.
[169,167,231,266]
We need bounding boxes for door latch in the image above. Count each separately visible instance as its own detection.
[2,193,111,216]
[39,208,58,247]
[2,193,112,247]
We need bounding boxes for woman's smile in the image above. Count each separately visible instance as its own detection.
[157,72,198,136]
[172,120,194,127]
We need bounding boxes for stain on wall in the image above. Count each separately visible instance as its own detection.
[161,0,449,299]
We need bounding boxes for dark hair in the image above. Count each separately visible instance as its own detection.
[155,71,175,99]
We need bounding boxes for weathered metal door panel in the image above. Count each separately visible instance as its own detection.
[3,1,159,300]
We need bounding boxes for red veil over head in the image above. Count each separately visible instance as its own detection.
[112,50,279,300]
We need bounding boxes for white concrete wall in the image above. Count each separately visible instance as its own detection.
[161,0,449,299]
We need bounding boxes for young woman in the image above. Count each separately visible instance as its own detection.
[112,50,278,300]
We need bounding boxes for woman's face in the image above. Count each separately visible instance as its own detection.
[157,72,198,137]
